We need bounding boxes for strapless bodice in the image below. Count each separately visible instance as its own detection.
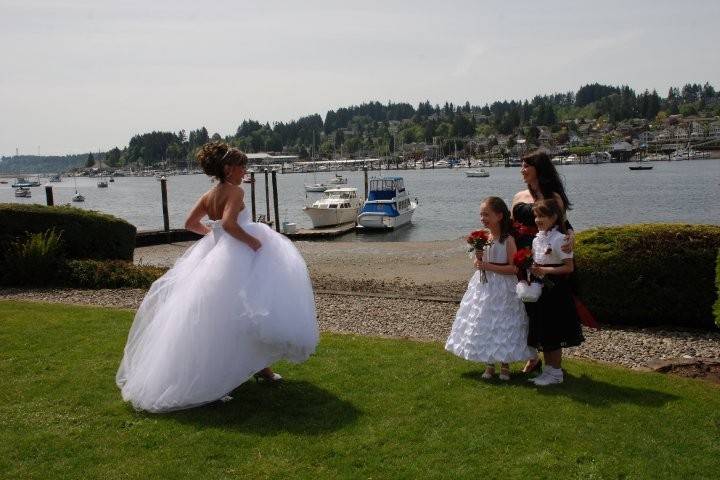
[207,208,253,229]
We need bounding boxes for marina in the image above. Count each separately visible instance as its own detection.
[2,159,719,241]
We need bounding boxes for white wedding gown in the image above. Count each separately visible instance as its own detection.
[116,207,319,413]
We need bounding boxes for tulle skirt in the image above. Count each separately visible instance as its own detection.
[116,221,319,412]
[446,270,536,363]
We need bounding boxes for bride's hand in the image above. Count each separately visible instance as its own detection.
[561,231,575,254]
[247,237,262,252]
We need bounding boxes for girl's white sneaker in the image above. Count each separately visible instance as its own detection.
[532,367,563,386]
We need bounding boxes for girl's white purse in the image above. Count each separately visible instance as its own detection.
[516,281,542,303]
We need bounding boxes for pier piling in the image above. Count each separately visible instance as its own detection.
[250,172,256,222]
[271,170,280,232]
[264,169,270,224]
[363,166,368,200]
[160,177,170,233]
[45,186,53,206]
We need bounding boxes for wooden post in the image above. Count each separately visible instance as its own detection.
[271,170,280,232]
[250,172,256,222]
[45,185,54,206]
[264,169,270,224]
[160,177,169,233]
[363,166,368,200]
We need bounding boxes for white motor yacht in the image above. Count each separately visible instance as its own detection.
[303,187,363,228]
[465,169,490,178]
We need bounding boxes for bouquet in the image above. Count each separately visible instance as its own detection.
[512,247,533,284]
[513,247,542,302]
[511,221,538,243]
[466,229,491,283]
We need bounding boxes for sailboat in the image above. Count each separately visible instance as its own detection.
[72,175,85,202]
[304,131,330,192]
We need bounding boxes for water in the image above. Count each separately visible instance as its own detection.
[2,160,719,241]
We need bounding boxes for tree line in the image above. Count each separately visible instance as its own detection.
[3,81,718,172]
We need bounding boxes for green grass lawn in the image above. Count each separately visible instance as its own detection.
[1,300,719,479]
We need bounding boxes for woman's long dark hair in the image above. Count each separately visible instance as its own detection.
[521,150,572,210]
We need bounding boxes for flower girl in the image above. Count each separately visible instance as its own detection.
[445,197,536,380]
[526,198,584,386]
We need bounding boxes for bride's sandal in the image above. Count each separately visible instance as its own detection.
[254,371,283,383]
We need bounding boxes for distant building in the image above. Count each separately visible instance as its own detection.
[638,131,654,143]
[247,153,299,165]
[710,122,720,138]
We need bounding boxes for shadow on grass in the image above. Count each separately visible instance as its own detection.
[163,380,360,435]
[461,371,679,408]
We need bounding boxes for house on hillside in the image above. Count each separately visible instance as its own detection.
[638,131,654,144]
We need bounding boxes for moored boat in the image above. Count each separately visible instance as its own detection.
[303,187,363,228]
[14,187,32,198]
[357,177,417,229]
[628,164,653,170]
[328,174,348,185]
[465,169,490,178]
[304,183,330,192]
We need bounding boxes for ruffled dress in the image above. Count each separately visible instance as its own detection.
[116,207,319,413]
[445,239,536,363]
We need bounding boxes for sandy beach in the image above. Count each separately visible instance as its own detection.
[5,238,718,372]
[134,238,474,299]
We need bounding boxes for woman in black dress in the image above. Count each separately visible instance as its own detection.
[510,150,581,374]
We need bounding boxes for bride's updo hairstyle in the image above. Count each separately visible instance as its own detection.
[196,141,248,182]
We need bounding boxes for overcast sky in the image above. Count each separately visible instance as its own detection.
[1,0,719,156]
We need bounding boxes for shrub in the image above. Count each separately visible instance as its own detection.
[0,203,135,261]
[0,229,64,286]
[715,248,720,328]
[63,260,165,289]
[574,224,720,329]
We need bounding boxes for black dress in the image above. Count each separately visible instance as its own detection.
[512,203,584,352]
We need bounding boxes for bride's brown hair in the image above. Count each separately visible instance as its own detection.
[196,142,248,182]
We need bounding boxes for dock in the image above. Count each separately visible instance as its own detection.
[284,222,356,240]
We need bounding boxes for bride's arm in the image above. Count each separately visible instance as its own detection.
[221,188,262,251]
[185,194,211,235]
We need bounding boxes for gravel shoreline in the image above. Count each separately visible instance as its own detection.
[2,286,719,370]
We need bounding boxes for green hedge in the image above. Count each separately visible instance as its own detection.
[715,248,720,327]
[63,260,165,289]
[574,224,720,329]
[0,203,136,261]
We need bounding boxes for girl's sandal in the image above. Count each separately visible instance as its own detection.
[499,366,511,381]
[481,366,495,379]
[522,358,542,374]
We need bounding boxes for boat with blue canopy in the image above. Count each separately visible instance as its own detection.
[356,177,417,229]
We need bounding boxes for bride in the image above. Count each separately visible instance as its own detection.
[116,142,319,413]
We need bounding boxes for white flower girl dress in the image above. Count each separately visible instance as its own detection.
[445,238,536,363]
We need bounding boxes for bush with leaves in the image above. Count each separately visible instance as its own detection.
[63,260,165,289]
[715,248,720,327]
[574,224,720,329]
[0,203,136,261]
[0,229,64,286]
